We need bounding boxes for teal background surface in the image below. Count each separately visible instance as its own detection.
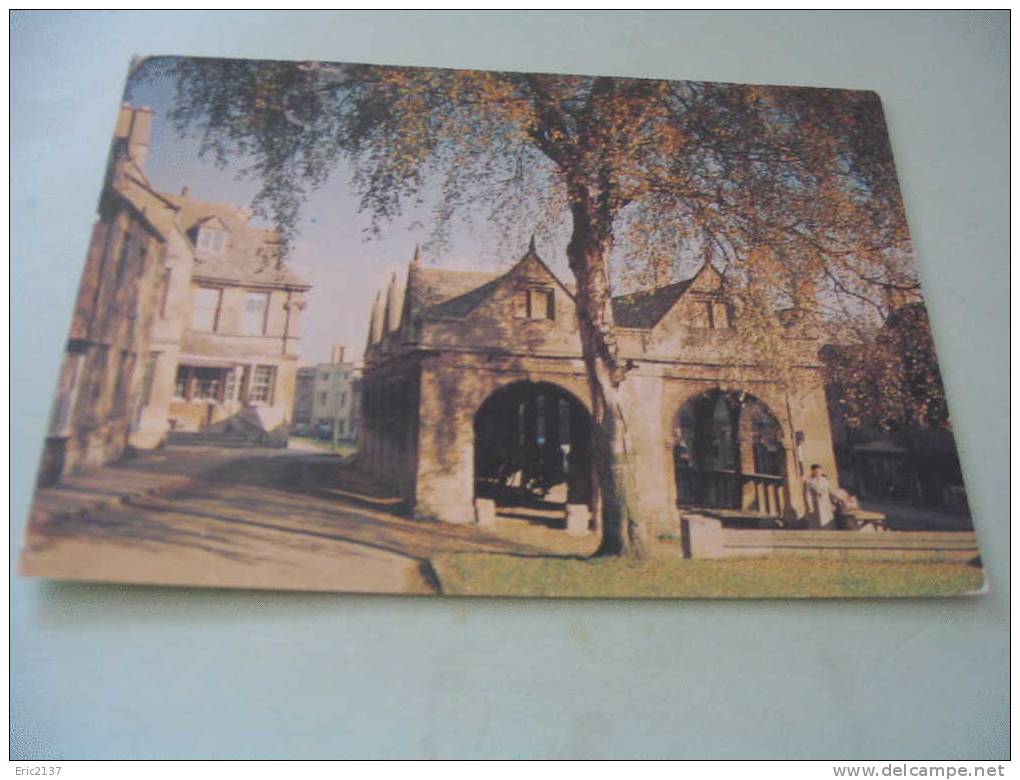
[10,11,1009,759]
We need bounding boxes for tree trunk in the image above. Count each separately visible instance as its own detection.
[566,205,646,559]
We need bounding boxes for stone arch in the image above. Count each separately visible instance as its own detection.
[671,388,789,518]
[472,380,593,512]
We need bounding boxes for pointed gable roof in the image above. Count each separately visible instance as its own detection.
[398,245,732,332]
[193,214,228,232]
[406,267,503,321]
[513,239,577,301]
[611,262,723,329]
[160,191,309,289]
[612,279,695,328]
[426,273,506,318]
[422,241,575,320]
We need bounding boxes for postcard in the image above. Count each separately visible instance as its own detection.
[18,55,983,597]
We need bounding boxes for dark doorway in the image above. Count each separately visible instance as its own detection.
[673,390,787,517]
[474,382,592,516]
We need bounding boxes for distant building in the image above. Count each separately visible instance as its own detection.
[306,346,361,442]
[40,106,171,483]
[360,244,839,533]
[292,366,317,426]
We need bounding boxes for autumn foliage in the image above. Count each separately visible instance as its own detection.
[131,57,949,556]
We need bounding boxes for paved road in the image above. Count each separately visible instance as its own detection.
[21,449,548,595]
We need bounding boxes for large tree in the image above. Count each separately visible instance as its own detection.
[822,301,950,435]
[134,56,919,557]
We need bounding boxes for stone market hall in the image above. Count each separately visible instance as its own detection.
[360,243,839,536]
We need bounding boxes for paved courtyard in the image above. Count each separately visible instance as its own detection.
[19,446,587,595]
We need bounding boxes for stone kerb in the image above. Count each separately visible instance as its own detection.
[680,515,981,563]
[474,497,497,528]
[680,514,726,559]
[565,504,591,536]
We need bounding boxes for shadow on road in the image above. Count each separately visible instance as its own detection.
[28,449,563,570]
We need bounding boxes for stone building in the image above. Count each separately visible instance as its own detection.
[308,346,362,442]
[42,104,311,483]
[360,243,839,534]
[293,367,317,427]
[131,186,310,448]
[40,106,172,483]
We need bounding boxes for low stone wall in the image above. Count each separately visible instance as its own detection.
[681,514,980,562]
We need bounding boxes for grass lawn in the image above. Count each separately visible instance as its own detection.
[430,552,985,599]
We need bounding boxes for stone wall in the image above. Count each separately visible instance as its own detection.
[131,228,193,448]
[411,352,592,524]
[359,359,421,502]
[42,203,166,482]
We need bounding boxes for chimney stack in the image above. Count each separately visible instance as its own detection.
[330,345,346,365]
[116,105,153,170]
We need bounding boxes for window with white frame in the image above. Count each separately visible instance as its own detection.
[223,369,237,402]
[242,291,270,335]
[196,227,226,254]
[250,365,276,404]
[191,287,222,332]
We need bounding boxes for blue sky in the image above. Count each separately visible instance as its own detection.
[124,70,576,365]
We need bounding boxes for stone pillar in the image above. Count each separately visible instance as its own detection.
[737,401,758,510]
[783,371,839,521]
[413,360,478,524]
[783,441,804,522]
[619,373,678,535]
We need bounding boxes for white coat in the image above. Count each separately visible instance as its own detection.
[804,473,836,528]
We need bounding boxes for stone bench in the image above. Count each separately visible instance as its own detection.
[473,498,591,536]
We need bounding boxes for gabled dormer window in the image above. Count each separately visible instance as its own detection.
[196,226,226,254]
